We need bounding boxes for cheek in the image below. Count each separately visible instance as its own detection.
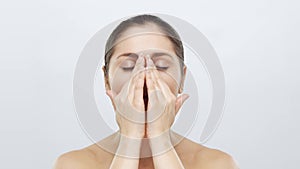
[109,71,132,95]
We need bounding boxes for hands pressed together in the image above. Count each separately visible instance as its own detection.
[106,54,189,141]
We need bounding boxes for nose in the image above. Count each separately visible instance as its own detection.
[138,53,150,68]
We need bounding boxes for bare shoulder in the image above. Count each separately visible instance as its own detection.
[195,146,239,169]
[52,147,103,169]
[53,133,118,169]
[175,137,239,169]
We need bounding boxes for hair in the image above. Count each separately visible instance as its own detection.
[103,14,184,77]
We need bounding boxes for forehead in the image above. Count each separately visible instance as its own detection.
[110,25,176,61]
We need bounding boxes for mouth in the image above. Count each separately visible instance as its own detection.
[143,79,148,111]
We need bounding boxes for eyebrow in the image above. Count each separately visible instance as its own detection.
[117,52,173,59]
[152,52,173,59]
[117,53,138,59]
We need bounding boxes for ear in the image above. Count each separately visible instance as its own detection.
[178,65,187,94]
[102,65,111,91]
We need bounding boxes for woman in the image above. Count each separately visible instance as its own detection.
[53,14,239,169]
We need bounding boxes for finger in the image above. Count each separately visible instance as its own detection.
[128,56,145,94]
[175,94,189,115]
[145,54,156,71]
[146,70,158,99]
[145,68,165,122]
[146,56,174,100]
[133,71,145,112]
[130,55,145,82]
[123,56,144,101]
[127,72,145,101]
[145,66,160,110]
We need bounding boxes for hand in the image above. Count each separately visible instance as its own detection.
[106,56,146,139]
[144,55,189,138]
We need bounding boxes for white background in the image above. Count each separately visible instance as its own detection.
[0,0,299,169]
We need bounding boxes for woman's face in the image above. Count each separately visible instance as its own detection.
[103,25,186,97]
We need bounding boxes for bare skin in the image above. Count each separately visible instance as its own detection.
[53,24,239,169]
[53,131,239,169]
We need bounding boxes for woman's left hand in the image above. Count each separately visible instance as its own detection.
[144,55,189,138]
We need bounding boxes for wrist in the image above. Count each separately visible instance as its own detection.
[147,130,174,156]
[147,126,171,138]
[119,128,144,139]
[116,132,143,159]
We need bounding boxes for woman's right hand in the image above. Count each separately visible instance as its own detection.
[106,56,146,139]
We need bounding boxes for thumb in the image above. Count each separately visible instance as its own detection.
[175,94,189,115]
[105,90,117,100]
[106,90,117,110]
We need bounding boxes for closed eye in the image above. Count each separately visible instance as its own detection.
[122,67,134,71]
[156,66,169,70]
[120,59,136,71]
[122,66,168,71]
